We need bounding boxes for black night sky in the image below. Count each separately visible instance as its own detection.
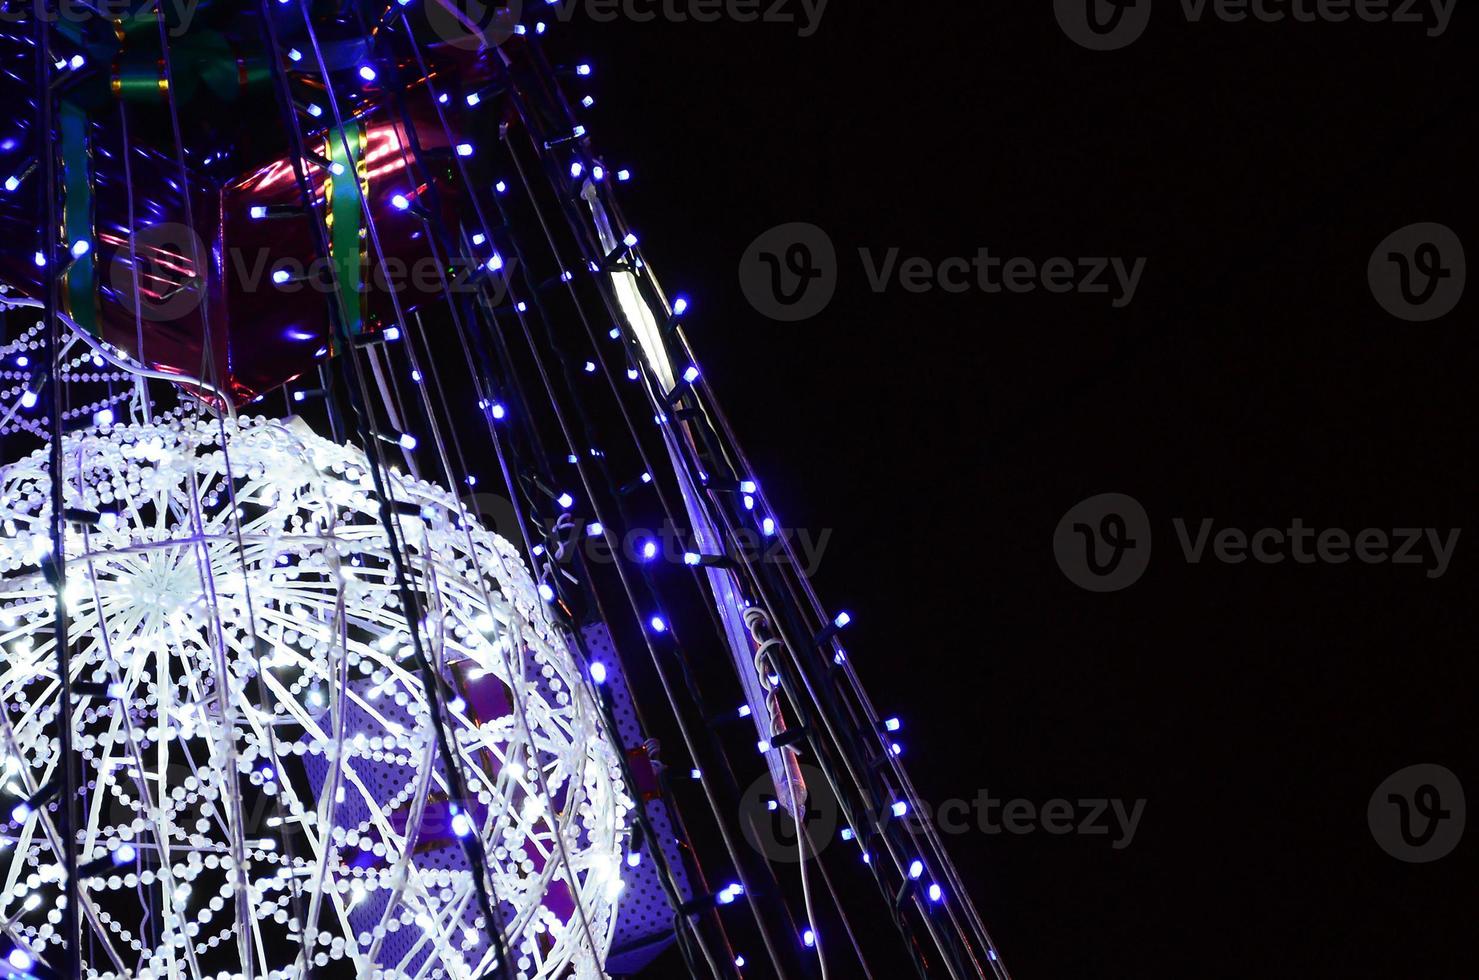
[561,4,1473,977]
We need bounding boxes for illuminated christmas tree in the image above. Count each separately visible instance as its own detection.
[0,3,1006,977]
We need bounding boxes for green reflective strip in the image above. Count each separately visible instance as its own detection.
[327,127,363,340]
[62,102,98,338]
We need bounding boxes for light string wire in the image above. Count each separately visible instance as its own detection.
[454,48,818,977]
[33,8,84,976]
[420,26,887,975]
[508,53,964,975]
[489,112,822,977]
[146,5,332,973]
[438,57,798,974]
[384,15,783,976]
[480,49,901,977]
[288,6,615,972]
[511,31,992,978]
[254,6,526,976]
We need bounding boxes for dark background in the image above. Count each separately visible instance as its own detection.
[562,5,1473,978]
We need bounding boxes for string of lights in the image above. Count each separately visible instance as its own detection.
[0,2,1012,977]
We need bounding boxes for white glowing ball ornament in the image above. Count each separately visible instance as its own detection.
[0,416,628,979]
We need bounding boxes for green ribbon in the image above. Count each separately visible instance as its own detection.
[327,126,365,340]
[61,101,98,339]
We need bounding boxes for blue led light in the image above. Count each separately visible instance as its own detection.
[589,662,607,685]
[391,193,411,211]
[556,492,574,509]
[649,615,667,634]
[682,365,700,383]
[358,65,377,82]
